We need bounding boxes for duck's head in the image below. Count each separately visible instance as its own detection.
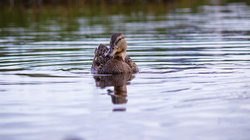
[106,33,127,61]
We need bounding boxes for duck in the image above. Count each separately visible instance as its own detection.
[91,33,139,74]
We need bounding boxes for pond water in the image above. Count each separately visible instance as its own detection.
[1,1,250,140]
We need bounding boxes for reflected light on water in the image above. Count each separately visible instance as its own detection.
[1,0,250,140]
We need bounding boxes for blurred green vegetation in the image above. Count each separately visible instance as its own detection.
[0,0,249,41]
[0,0,207,27]
[1,0,249,21]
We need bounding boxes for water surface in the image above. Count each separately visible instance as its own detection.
[1,1,250,140]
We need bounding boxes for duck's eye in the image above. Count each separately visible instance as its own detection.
[115,38,121,45]
[115,37,124,45]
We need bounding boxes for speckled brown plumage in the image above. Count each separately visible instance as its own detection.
[99,57,132,74]
[91,44,111,73]
[125,56,139,73]
[91,33,139,74]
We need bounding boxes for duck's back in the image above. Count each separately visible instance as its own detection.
[125,56,139,73]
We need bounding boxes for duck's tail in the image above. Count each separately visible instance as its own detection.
[94,44,109,57]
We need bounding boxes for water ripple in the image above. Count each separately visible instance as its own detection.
[1,1,250,140]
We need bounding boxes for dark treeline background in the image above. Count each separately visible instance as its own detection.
[1,0,249,13]
[0,0,249,31]
[0,0,203,17]
[1,0,175,7]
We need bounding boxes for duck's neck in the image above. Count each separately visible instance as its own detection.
[114,51,126,61]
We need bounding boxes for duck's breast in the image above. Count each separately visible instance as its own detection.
[99,59,132,74]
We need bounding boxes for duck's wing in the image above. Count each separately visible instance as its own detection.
[125,56,139,73]
[91,44,111,73]
[94,44,109,57]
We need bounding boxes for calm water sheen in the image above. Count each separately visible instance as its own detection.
[1,1,250,140]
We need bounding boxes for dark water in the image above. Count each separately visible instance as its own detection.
[1,1,250,140]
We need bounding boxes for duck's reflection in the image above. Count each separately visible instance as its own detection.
[93,74,134,110]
